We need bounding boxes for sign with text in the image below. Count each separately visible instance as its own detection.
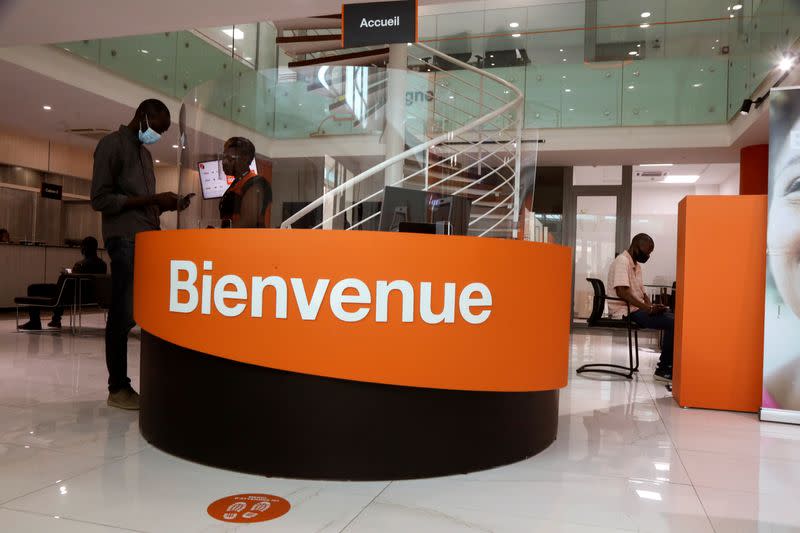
[342,0,417,48]
[40,182,62,200]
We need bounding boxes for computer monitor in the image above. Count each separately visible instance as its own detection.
[198,159,258,200]
[378,186,471,235]
[379,187,429,232]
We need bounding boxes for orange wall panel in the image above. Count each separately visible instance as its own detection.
[674,195,767,412]
[739,144,769,196]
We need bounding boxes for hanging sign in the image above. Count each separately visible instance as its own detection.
[342,0,417,48]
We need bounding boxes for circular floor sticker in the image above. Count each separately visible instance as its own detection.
[207,493,291,523]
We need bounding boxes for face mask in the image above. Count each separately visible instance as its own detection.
[634,250,650,263]
[138,115,161,145]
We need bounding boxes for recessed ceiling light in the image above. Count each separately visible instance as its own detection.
[629,51,639,56]
[156,58,162,62]
[154,159,160,163]
[562,75,567,79]
[568,108,575,111]
[140,49,149,54]
[779,56,795,71]
[562,58,567,62]
[733,4,742,10]
[509,22,519,28]
[222,28,245,40]
[692,82,703,87]
[559,48,565,52]
[730,14,734,18]
[491,63,495,66]
[628,85,635,89]
[662,175,700,183]
[640,163,673,167]
[172,144,179,149]
[564,88,572,92]
[640,23,650,28]
[637,44,642,47]
[449,95,454,99]
[641,11,651,18]
[512,33,521,38]
[42,105,52,110]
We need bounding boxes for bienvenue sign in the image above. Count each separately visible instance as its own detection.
[342,0,417,48]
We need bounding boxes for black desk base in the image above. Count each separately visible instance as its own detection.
[140,331,559,480]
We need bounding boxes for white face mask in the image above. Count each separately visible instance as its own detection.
[138,115,161,145]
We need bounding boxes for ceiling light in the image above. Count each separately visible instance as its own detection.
[640,23,650,28]
[568,108,575,111]
[636,490,662,501]
[733,4,742,10]
[560,48,565,52]
[641,11,651,18]
[42,105,52,110]
[140,49,149,54]
[562,58,567,62]
[449,95,454,99]
[730,14,735,18]
[491,63,495,66]
[154,159,160,163]
[562,75,567,79]
[512,33,521,38]
[489,54,494,58]
[156,58,162,62]
[740,98,753,115]
[628,85,635,89]
[779,55,795,71]
[640,163,673,167]
[564,88,572,92]
[222,28,245,40]
[509,22,519,28]
[692,83,703,87]
[662,175,700,183]
[629,51,639,56]
[172,144,180,149]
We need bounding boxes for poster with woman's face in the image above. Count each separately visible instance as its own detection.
[764,87,800,414]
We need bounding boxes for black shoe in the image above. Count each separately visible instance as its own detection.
[20,321,42,331]
[654,367,672,382]
[48,319,62,328]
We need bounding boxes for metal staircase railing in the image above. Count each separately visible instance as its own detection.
[280,42,525,239]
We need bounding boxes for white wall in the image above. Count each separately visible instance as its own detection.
[631,183,721,286]
[719,174,740,195]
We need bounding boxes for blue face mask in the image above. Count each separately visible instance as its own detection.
[138,115,161,145]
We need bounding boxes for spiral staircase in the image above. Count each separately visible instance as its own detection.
[274,16,526,238]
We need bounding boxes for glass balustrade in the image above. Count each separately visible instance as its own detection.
[55,0,799,135]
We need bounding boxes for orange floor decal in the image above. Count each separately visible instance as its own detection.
[207,493,290,523]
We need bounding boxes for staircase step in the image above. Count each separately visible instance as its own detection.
[288,48,390,68]
[274,15,341,32]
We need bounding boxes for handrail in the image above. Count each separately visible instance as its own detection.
[280,42,524,230]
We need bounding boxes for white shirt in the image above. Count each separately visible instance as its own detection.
[607,251,646,318]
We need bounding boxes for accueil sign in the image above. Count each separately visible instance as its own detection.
[342,0,417,48]
[169,260,493,325]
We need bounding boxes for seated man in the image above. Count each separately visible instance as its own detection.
[20,237,108,330]
[607,233,674,382]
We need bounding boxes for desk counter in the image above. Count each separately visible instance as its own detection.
[134,229,572,480]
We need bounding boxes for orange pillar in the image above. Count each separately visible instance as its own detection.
[674,195,767,412]
[739,144,769,195]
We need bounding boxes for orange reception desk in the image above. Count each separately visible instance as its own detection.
[134,230,572,479]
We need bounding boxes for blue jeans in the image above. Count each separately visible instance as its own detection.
[105,237,135,392]
[630,310,674,370]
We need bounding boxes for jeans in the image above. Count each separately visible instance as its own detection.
[105,237,135,392]
[630,310,674,370]
[25,284,64,323]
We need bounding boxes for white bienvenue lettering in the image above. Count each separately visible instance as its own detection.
[168,261,492,325]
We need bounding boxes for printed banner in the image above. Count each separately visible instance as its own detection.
[762,87,800,424]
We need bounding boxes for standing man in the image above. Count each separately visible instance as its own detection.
[607,233,674,382]
[91,99,193,410]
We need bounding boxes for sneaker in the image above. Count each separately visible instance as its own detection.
[19,321,42,331]
[47,319,62,328]
[654,368,672,382]
[107,388,140,410]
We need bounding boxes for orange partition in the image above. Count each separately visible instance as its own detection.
[674,195,767,412]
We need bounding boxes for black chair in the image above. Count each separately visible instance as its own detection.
[576,278,641,379]
[14,274,109,334]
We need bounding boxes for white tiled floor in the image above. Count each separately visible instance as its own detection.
[1,314,800,532]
